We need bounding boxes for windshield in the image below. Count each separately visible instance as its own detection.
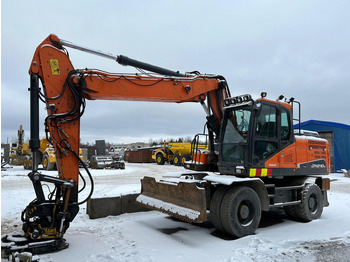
[221,107,251,164]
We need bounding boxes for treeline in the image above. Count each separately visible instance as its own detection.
[148,137,193,146]
[79,136,194,148]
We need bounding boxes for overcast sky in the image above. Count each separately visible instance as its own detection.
[2,0,350,145]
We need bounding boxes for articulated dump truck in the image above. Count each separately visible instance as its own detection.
[137,94,331,237]
[152,140,208,166]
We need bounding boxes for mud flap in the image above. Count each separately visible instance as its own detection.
[136,176,207,223]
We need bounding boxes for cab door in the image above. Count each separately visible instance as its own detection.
[251,103,279,167]
[251,102,295,168]
[277,107,297,168]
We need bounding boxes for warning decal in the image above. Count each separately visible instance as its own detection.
[49,59,60,75]
[249,168,273,177]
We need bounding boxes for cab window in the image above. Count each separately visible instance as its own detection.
[281,108,290,145]
[256,105,277,138]
[254,104,278,161]
[221,107,251,164]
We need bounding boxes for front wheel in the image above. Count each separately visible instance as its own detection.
[294,184,323,222]
[156,153,165,165]
[210,186,229,233]
[220,186,261,237]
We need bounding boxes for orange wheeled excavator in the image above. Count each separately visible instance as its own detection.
[2,34,330,255]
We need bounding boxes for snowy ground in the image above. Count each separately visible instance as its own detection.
[1,163,350,262]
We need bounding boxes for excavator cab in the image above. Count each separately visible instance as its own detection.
[218,93,329,177]
[218,93,295,176]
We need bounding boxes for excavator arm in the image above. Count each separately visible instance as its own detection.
[2,34,229,255]
[29,34,228,200]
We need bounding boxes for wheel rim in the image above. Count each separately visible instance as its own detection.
[308,193,318,214]
[157,156,162,163]
[237,200,254,226]
[44,159,48,168]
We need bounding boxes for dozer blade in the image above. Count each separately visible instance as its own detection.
[136,176,207,223]
[10,156,26,166]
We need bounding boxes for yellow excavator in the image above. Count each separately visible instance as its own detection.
[9,125,26,165]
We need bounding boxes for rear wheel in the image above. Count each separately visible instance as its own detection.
[28,157,33,170]
[156,153,165,165]
[23,156,30,170]
[283,205,298,220]
[173,155,181,166]
[43,154,55,170]
[181,155,190,166]
[294,184,323,222]
[210,186,229,232]
[220,186,261,237]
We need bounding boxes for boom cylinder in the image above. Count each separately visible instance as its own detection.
[29,74,46,202]
[116,55,185,77]
[58,36,185,77]
[29,75,40,172]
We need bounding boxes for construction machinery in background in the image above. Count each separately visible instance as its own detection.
[23,142,84,170]
[9,129,83,171]
[2,34,330,256]
[89,155,125,169]
[9,126,57,170]
[22,138,54,170]
[152,141,207,166]
[9,125,26,165]
[88,140,125,169]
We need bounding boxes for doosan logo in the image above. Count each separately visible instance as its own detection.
[311,163,325,168]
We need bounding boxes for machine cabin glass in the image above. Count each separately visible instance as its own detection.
[254,104,278,161]
[220,106,252,164]
[220,99,294,170]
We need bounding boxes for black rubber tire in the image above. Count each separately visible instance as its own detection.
[181,155,191,166]
[210,186,229,232]
[220,186,261,237]
[23,156,30,170]
[43,154,55,170]
[43,155,48,170]
[156,153,165,165]
[28,157,33,170]
[173,155,181,166]
[283,205,298,220]
[294,184,323,222]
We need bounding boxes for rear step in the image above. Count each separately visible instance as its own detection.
[136,176,207,223]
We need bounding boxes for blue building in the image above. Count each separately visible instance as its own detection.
[295,120,350,173]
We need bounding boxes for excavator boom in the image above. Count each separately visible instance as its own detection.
[2,34,229,255]
[28,34,227,199]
